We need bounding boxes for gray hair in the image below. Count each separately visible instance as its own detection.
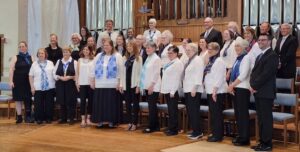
[235,37,249,48]
[71,33,82,41]
[149,18,157,25]
[187,43,198,54]
[145,41,157,49]
[161,30,174,42]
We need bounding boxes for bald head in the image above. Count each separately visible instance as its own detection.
[204,17,214,30]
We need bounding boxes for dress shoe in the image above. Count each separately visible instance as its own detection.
[45,120,52,124]
[207,136,223,142]
[233,141,250,146]
[188,132,204,140]
[36,120,43,125]
[25,116,34,123]
[58,119,67,124]
[251,143,262,149]
[254,144,272,151]
[164,130,178,136]
[68,119,75,125]
[16,115,23,124]
[142,128,159,133]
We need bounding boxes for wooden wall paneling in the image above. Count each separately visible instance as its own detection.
[153,0,160,19]
[221,0,225,17]
[78,0,87,28]
[176,0,182,19]
[169,0,175,19]
[204,0,207,17]
[187,0,191,19]
[161,0,166,20]
[181,0,187,19]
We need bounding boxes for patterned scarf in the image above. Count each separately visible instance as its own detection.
[18,51,31,65]
[230,53,247,82]
[222,40,234,57]
[95,53,117,79]
[125,55,135,69]
[38,61,49,91]
[203,54,218,80]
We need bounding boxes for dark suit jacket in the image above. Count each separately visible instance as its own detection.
[250,48,279,99]
[200,28,223,47]
[140,46,147,64]
[274,35,299,78]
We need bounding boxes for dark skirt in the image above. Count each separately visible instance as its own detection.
[92,88,120,124]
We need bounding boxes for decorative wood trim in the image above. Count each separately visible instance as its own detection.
[78,0,86,28]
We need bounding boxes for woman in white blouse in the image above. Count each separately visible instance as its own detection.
[140,41,162,133]
[183,43,205,140]
[198,37,210,65]
[121,41,143,131]
[161,46,184,136]
[90,40,123,128]
[204,42,228,142]
[29,48,55,124]
[143,18,161,44]
[159,30,173,67]
[220,30,237,80]
[227,37,251,146]
[53,46,78,125]
[76,45,94,127]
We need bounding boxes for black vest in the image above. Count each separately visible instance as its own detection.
[55,59,75,76]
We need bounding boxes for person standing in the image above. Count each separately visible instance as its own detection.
[143,18,161,44]
[200,17,223,47]
[96,19,119,48]
[250,34,279,151]
[45,33,63,64]
[29,48,55,124]
[9,41,34,123]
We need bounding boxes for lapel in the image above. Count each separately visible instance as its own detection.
[252,48,272,71]
[280,35,291,53]
[207,28,215,40]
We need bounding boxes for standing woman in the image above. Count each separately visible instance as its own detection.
[243,26,256,52]
[70,33,82,61]
[204,42,228,142]
[143,18,161,43]
[45,33,63,64]
[91,40,123,128]
[87,36,97,53]
[29,48,55,124]
[122,41,143,131]
[183,43,205,140]
[198,37,209,64]
[9,41,34,123]
[158,30,173,67]
[80,26,92,47]
[220,30,237,80]
[227,37,251,146]
[140,41,162,133]
[53,46,78,125]
[115,35,127,56]
[76,46,94,127]
[161,46,184,136]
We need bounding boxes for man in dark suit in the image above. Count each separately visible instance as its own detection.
[250,34,279,151]
[274,23,299,78]
[200,17,223,47]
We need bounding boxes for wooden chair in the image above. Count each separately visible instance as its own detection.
[222,95,258,142]
[0,82,13,119]
[272,93,298,147]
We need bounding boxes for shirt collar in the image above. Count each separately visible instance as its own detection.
[261,47,271,54]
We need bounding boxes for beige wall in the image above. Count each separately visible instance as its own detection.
[0,0,28,80]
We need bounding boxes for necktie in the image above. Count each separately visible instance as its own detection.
[204,31,209,38]
[256,53,263,63]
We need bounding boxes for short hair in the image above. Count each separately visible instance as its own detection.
[145,41,157,49]
[208,42,220,52]
[228,21,239,33]
[259,33,273,41]
[50,33,58,39]
[18,41,28,47]
[161,30,174,42]
[244,26,256,39]
[36,48,48,59]
[149,18,157,25]
[71,33,82,41]
[105,19,114,26]
[235,37,249,48]
[168,45,179,55]
[62,46,72,53]
[187,43,198,54]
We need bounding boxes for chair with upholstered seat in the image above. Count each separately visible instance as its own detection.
[0,82,14,119]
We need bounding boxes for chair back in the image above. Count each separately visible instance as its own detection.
[274,93,297,107]
[0,82,11,91]
[276,78,294,93]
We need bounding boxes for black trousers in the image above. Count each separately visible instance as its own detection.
[79,85,94,115]
[208,93,225,139]
[232,88,250,141]
[145,90,159,130]
[34,89,55,121]
[24,98,33,117]
[255,97,273,146]
[165,92,179,132]
[185,92,202,134]
[124,87,140,125]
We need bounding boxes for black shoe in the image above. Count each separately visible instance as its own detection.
[164,130,178,136]
[36,120,43,125]
[251,143,262,149]
[188,132,204,140]
[25,116,34,123]
[45,120,52,124]
[232,136,239,144]
[207,136,223,142]
[233,141,250,146]
[142,128,159,134]
[96,123,104,129]
[254,144,272,151]
[16,115,23,124]
[68,119,75,125]
[58,119,67,124]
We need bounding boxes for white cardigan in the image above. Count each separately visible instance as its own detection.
[220,40,237,69]
[183,56,204,93]
[121,56,143,90]
[161,58,184,95]
[140,53,162,92]
[204,57,228,94]
[160,43,173,67]
[234,54,251,89]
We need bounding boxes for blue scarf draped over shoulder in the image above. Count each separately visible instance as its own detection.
[95,53,117,79]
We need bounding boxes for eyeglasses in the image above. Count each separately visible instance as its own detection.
[257,39,268,42]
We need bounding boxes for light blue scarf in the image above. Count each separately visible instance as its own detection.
[95,53,117,79]
[38,61,49,91]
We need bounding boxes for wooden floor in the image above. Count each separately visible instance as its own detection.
[0,119,299,152]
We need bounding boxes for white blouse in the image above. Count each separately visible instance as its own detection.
[183,56,205,93]
[29,60,55,91]
[78,58,93,85]
[204,58,228,94]
[233,54,251,89]
[121,56,143,90]
[96,30,119,48]
[53,57,78,80]
[90,52,123,88]
[140,53,162,92]
[160,44,173,67]
[143,29,161,44]
[161,58,184,95]
[220,40,237,69]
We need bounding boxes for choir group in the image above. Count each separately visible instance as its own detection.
[9,17,299,151]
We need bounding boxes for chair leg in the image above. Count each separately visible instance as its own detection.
[284,121,287,147]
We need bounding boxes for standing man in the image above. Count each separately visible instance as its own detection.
[250,34,279,151]
[96,19,119,48]
[274,23,299,78]
[200,17,223,47]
